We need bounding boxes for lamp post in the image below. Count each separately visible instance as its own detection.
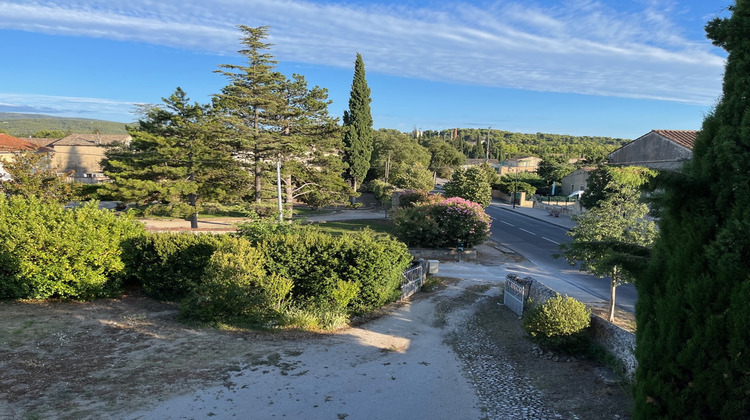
[512,167,518,209]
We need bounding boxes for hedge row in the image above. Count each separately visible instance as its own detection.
[0,196,144,300]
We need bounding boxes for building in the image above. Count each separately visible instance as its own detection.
[607,129,697,171]
[560,167,596,195]
[498,156,542,175]
[47,134,131,183]
[0,133,47,180]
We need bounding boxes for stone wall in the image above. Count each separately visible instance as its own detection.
[521,275,637,379]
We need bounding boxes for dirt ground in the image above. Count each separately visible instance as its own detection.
[0,245,632,419]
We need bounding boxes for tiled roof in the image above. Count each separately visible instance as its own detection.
[0,133,38,152]
[51,134,131,146]
[653,130,698,150]
[25,138,58,148]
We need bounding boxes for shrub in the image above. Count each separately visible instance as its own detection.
[236,220,302,244]
[393,196,491,248]
[443,166,492,207]
[523,295,591,351]
[246,225,412,314]
[398,190,429,207]
[0,196,144,300]
[179,238,293,328]
[121,232,232,301]
[370,179,396,205]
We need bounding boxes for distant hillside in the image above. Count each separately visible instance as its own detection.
[0,113,134,137]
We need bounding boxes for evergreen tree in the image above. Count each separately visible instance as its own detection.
[342,53,373,197]
[634,2,750,418]
[213,25,286,203]
[444,166,492,207]
[103,88,246,227]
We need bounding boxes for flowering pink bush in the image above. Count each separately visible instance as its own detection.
[393,196,491,248]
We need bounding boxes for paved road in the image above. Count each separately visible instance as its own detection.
[485,203,638,313]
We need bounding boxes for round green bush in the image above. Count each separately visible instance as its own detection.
[523,295,591,351]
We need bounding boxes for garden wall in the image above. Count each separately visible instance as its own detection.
[510,274,636,379]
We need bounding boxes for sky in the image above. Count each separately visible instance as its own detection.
[0,0,731,139]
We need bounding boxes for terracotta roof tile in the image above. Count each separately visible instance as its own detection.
[653,129,698,150]
[0,133,38,152]
[52,134,131,146]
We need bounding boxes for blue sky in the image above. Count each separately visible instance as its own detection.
[0,0,730,139]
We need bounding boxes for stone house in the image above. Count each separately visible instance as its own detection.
[47,134,131,183]
[607,129,697,171]
[498,156,542,175]
[0,133,48,180]
[560,167,596,195]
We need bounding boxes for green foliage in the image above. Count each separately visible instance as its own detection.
[559,186,656,322]
[241,225,411,313]
[635,4,750,418]
[443,166,492,207]
[0,196,144,300]
[394,196,491,248]
[495,173,538,196]
[0,113,131,137]
[370,179,396,205]
[580,165,656,209]
[102,88,249,223]
[342,53,374,192]
[423,137,466,177]
[537,155,575,186]
[121,232,231,301]
[179,238,292,328]
[393,162,434,191]
[0,150,74,203]
[523,295,591,351]
[398,190,429,207]
[370,129,432,185]
[236,220,301,243]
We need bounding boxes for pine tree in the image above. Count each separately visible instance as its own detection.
[213,25,286,203]
[634,2,750,417]
[342,53,373,197]
[103,88,246,227]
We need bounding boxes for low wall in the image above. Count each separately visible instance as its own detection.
[409,248,477,262]
[492,190,533,208]
[509,274,636,379]
[533,201,584,217]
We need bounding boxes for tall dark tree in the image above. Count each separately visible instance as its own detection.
[213,25,286,203]
[634,2,750,418]
[103,88,246,228]
[342,53,373,197]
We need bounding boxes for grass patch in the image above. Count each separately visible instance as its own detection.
[310,219,396,236]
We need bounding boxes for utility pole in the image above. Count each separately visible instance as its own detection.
[276,160,283,222]
[485,126,491,163]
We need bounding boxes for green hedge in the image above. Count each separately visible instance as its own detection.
[523,294,591,351]
[0,196,144,300]
[179,238,293,327]
[121,232,233,301]
[242,225,412,313]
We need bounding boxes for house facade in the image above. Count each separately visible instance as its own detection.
[607,129,697,171]
[498,156,542,175]
[48,134,131,183]
[0,133,46,181]
[561,167,595,195]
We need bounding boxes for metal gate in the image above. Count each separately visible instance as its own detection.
[504,276,526,316]
[401,263,425,300]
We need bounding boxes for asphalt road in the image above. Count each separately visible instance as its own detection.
[485,203,638,313]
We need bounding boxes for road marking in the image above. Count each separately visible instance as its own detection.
[500,221,514,226]
[542,237,560,245]
[519,228,536,235]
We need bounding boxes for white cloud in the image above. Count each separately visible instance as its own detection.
[0,93,141,122]
[0,0,725,105]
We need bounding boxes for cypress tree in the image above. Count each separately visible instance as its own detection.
[342,53,373,195]
[634,2,750,418]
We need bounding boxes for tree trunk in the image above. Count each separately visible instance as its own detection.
[608,269,618,323]
[254,156,262,203]
[285,174,293,219]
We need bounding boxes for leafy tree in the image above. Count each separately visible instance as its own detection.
[213,25,287,203]
[537,155,575,188]
[393,162,434,191]
[103,88,246,227]
[342,53,374,197]
[496,173,537,197]
[370,129,431,185]
[423,138,466,177]
[634,3,750,418]
[0,150,73,203]
[444,166,492,207]
[558,186,656,322]
[32,130,67,139]
[579,165,656,209]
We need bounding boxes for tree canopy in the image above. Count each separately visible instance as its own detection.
[0,150,73,203]
[634,2,750,417]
